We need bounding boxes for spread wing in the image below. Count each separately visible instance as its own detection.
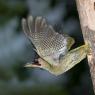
[22,16,74,64]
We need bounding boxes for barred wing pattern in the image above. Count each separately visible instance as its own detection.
[22,16,74,65]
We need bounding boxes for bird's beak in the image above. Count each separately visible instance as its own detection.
[24,62,41,68]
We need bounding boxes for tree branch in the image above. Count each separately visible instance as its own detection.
[76,0,95,93]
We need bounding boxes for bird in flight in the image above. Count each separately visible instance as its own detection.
[22,15,89,76]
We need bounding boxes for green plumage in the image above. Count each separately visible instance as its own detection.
[22,15,89,76]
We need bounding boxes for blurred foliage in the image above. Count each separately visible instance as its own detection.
[0,0,28,26]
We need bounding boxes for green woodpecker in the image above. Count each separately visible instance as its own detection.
[22,16,89,76]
